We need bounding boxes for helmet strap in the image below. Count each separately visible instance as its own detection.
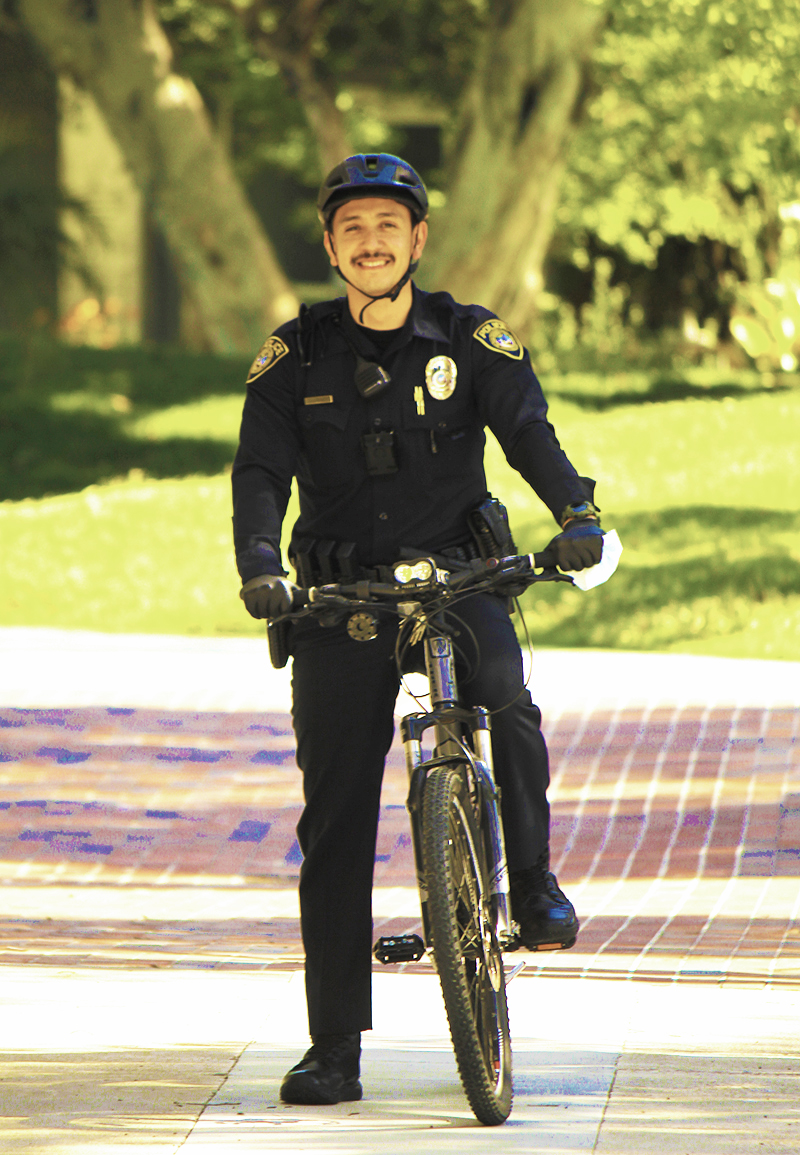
[353,259,418,325]
[328,223,421,326]
[331,261,417,325]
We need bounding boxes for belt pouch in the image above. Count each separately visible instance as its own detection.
[267,619,290,669]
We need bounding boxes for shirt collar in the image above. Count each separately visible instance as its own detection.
[332,284,449,355]
[410,285,449,343]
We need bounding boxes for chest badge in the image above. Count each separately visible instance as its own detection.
[425,355,457,400]
[473,318,523,360]
[247,335,290,383]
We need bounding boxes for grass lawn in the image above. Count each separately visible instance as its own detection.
[1,352,798,659]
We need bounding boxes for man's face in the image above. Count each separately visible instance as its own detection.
[323,197,427,299]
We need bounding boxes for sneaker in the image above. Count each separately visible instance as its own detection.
[279,1033,362,1105]
[509,853,579,950]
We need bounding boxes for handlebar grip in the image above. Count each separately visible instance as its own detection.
[291,588,310,609]
[532,548,558,569]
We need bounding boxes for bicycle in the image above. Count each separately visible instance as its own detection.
[272,548,576,1125]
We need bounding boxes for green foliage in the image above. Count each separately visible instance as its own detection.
[729,221,800,370]
[153,0,484,276]
[560,0,800,275]
[157,0,314,184]
[731,275,800,371]
[156,0,481,182]
[320,0,484,104]
[530,258,677,373]
[152,0,800,358]
[543,0,800,363]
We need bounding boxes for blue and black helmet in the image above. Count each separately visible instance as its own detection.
[318,154,428,229]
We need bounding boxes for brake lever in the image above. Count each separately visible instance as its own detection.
[308,591,355,607]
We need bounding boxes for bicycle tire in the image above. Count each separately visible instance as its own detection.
[422,764,513,1125]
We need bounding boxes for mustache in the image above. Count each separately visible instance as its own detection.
[351,251,395,262]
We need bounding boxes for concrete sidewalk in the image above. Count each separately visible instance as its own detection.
[0,628,798,1152]
[2,966,798,1153]
[2,626,800,713]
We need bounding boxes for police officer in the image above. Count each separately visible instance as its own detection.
[232,154,603,1106]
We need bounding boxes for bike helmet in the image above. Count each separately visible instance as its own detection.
[318,153,428,229]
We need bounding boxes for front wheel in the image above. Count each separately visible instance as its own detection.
[422,765,512,1125]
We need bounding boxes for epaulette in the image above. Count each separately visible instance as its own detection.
[296,299,342,367]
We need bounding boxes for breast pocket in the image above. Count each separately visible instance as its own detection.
[401,397,483,479]
[299,403,359,489]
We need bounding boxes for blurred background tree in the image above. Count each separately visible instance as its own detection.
[133,0,800,367]
[16,0,298,353]
[150,0,603,334]
[542,0,800,372]
[8,0,800,364]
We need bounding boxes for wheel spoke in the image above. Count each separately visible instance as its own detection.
[450,821,481,957]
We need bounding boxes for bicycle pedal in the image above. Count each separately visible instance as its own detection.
[530,936,577,952]
[373,934,426,964]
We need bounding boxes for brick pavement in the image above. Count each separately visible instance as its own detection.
[0,701,798,986]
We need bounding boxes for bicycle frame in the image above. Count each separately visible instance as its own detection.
[274,549,579,960]
[400,626,517,954]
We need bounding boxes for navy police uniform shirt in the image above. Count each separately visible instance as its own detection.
[232,285,590,583]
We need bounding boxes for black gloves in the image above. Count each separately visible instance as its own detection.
[548,522,604,571]
[240,574,297,619]
[548,500,604,572]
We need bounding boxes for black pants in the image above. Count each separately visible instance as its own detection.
[289,593,550,1036]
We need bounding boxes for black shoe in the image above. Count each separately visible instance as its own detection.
[509,853,579,950]
[279,1033,362,1105]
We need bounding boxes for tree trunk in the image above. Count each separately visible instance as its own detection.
[424,0,603,335]
[18,0,297,354]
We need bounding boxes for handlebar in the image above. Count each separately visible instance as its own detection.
[280,549,572,618]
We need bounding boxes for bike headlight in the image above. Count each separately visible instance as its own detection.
[393,559,435,585]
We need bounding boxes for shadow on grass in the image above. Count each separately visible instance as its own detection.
[0,399,234,500]
[519,506,800,651]
[607,505,800,541]
[3,332,249,406]
[551,377,795,410]
[1,334,249,500]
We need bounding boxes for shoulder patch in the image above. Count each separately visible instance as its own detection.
[473,318,524,360]
[247,336,290,383]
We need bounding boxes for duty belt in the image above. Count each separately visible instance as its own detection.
[289,537,480,589]
[290,538,385,588]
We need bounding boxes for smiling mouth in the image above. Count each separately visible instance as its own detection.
[353,254,394,270]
